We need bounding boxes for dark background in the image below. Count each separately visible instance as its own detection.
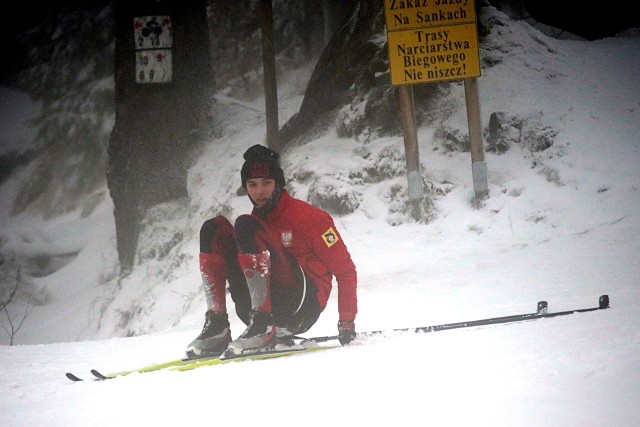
[524,1,638,40]
[2,7,49,85]
[1,1,638,86]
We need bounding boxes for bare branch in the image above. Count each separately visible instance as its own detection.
[0,266,33,346]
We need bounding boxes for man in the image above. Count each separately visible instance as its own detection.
[186,144,358,357]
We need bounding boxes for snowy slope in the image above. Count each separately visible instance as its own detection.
[1,10,639,427]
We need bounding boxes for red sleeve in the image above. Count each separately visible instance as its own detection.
[311,213,358,322]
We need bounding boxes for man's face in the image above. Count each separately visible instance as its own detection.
[246,177,276,207]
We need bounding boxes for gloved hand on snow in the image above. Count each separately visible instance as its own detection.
[338,320,356,345]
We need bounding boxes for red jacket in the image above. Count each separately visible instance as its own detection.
[254,190,357,322]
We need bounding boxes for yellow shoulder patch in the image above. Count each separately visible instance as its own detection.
[321,227,339,248]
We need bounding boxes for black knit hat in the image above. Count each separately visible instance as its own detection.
[240,144,286,189]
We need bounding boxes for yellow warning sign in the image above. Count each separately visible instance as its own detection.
[384,0,477,31]
[384,0,481,85]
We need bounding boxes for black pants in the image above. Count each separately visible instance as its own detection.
[200,215,321,334]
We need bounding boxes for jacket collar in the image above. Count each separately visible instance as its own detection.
[253,189,291,221]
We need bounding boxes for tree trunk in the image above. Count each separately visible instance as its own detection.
[108,0,212,274]
[322,0,353,47]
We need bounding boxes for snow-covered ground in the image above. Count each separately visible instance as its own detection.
[1,10,639,427]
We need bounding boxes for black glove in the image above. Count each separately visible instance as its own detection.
[338,320,356,346]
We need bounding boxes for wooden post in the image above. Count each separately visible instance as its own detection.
[397,84,423,218]
[260,0,279,149]
[464,78,488,198]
